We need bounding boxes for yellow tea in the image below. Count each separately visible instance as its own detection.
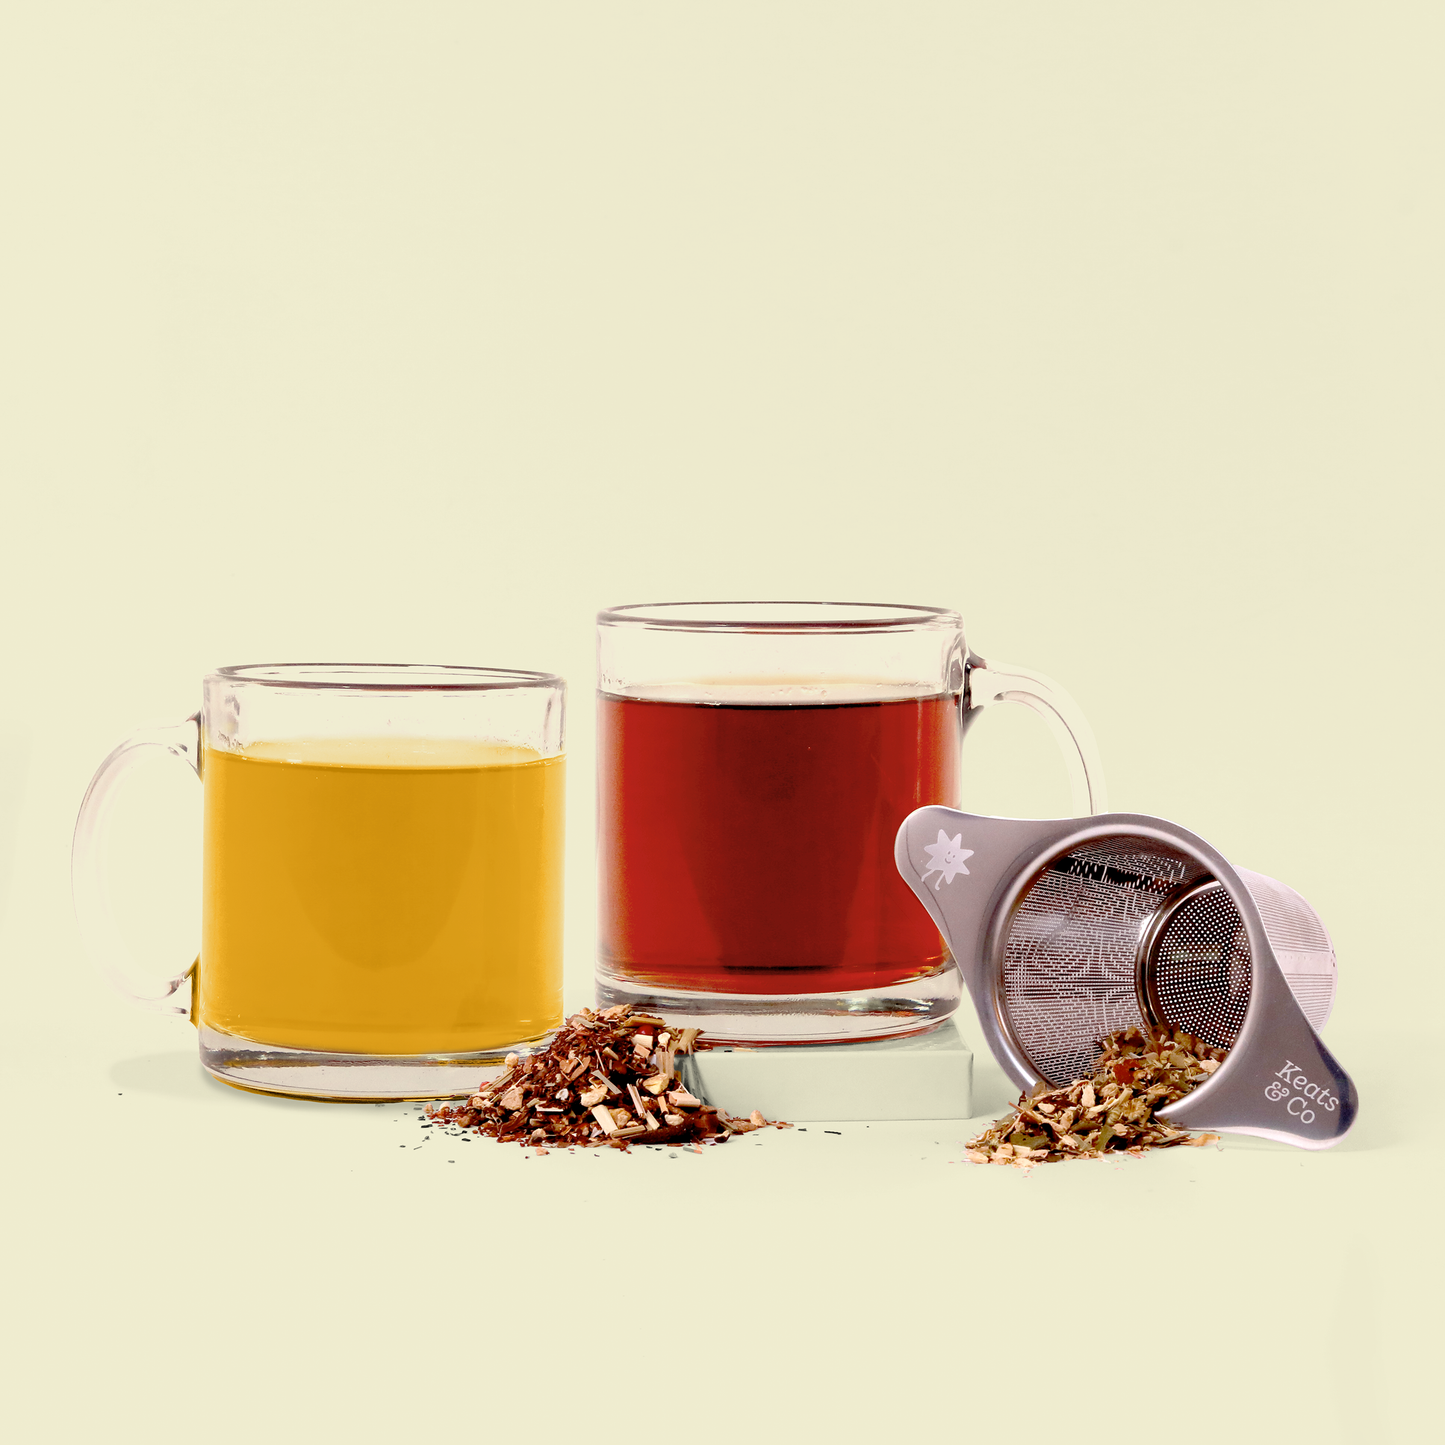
[199,737,564,1054]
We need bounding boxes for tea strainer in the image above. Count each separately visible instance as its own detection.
[895,808,1357,1148]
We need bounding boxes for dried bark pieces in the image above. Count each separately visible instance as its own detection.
[966,1025,1226,1170]
[427,1005,788,1151]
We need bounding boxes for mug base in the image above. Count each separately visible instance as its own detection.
[593,961,962,1045]
[197,1024,550,1102]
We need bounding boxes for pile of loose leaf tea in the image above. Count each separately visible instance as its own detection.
[426,1004,785,1150]
[966,1025,1226,1169]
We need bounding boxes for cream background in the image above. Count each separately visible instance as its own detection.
[1,4,1440,1441]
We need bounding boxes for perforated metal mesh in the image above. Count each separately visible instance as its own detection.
[1236,867,1336,1030]
[998,836,1334,1086]
[1149,884,1252,1051]
[1000,839,1209,1085]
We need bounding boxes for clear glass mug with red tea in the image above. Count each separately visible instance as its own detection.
[595,602,1106,1044]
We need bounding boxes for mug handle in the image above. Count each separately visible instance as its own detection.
[71,713,202,1015]
[962,652,1108,815]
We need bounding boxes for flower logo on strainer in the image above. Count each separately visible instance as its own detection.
[921,830,974,890]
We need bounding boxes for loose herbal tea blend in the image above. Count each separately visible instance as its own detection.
[966,1025,1226,1169]
[426,1005,786,1150]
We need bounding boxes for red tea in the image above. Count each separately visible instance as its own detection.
[598,687,961,994]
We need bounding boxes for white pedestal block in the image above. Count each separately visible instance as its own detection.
[678,1019,973,1122]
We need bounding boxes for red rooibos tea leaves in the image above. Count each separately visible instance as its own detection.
[426,1005,785,1150]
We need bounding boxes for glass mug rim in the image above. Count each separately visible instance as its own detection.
[596,601,962,634]
[213,662,564,693]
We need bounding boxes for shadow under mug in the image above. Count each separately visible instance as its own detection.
[594,602,1107,1044]
[73,663,566,1101]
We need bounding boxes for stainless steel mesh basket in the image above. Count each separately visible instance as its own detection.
[896,809,1356,1148]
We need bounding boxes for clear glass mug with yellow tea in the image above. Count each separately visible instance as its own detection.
[72,664,566,1100]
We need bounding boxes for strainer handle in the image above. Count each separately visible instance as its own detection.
[962,654,1108,815]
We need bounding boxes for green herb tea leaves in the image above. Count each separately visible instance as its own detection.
[965,1026,1224,1170]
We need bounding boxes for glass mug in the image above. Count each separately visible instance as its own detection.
[595,602,1106,1043]
[73,664,566,1100]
